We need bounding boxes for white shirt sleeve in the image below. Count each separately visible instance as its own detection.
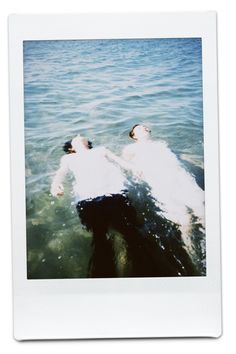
[50,155,69,197]
[122,144,135,162]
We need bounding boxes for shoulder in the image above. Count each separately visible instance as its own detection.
[153,140,178,160]
[158,140,175,154]
[122,143,137,161]
[157,139,168,147]
[122,143,136,154]
[60,154,72,166]
[151,140,169,151]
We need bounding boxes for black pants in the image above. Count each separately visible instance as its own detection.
[77,193,160,277]
[77,194,133,277]
[76,193,198,278]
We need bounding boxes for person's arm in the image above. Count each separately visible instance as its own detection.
[104,148,143,178]
[50,156,69,197]
[121,145,134,162]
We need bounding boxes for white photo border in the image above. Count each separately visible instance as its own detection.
[8,12,222,340]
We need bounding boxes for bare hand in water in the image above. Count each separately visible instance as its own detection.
[50,184,64,197]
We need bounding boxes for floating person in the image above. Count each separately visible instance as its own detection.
[122,124,205,250]
[50,135,176,278]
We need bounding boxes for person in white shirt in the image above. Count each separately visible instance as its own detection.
[50,135,162,278]
[122,124,205,249]
[51,136,129,202]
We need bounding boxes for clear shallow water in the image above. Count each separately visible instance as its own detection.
[24,38,205,278]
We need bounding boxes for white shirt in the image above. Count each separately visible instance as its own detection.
[51,147,126,202]
[122,140,205,226]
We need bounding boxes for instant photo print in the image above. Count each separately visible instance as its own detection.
[9,13,222,340]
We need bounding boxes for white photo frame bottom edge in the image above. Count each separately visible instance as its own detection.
[13,290,222,340]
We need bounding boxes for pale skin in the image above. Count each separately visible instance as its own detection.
[122,124,152,163]
[131,124,151,142]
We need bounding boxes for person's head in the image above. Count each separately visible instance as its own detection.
[63,136,93,153]
[129,124,151,141]
[71,136,93,152]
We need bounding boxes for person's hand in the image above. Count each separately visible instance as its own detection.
[50,184,64,197]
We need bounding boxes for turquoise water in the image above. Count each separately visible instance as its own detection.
[24,38,205,278]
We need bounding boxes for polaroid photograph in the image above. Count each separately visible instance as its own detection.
[9,13,222,340]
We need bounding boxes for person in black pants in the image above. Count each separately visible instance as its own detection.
[51,135,155,277]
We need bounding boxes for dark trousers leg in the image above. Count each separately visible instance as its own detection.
[111,196,181,277]
[115,221,179,276]
[89,225,116,278]
[77,200,117,278]
[108,195,156,276]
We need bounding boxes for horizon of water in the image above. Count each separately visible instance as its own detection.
[24,38,205,279]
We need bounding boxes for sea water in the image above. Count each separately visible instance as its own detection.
[24,38,205,278]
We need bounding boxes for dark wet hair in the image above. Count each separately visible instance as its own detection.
[63,139,93,153]
[87,141,93,149]
[129,124,141,139]
[63,140,73,154]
